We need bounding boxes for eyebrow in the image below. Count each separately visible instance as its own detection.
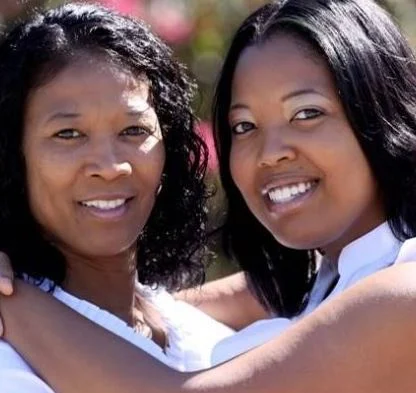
[281,88,324,102]
[125,109,153,118]
[230,88,326,112]
[44,112,81,124]
[44,109,153,124]
[229,103,249,111]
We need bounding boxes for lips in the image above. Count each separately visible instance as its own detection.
[260,175,320,212]
[80,198,127,210]
[77,195,135,219]
[266,181,318,204]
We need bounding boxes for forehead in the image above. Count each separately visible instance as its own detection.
[26,56,153,119]
[232,34,335,97]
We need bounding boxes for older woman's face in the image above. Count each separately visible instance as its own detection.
[23,56,165,259]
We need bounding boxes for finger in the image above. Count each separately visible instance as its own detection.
[0,252,13,295]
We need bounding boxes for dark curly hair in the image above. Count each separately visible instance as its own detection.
[213,0,416,316]
[0,2,209,292]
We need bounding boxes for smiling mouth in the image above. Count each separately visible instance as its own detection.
[77,197,135,220]
[265,180,318,204]
[79,197,135,211]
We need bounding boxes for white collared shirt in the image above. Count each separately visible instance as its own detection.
[301,222,402,315]
[211,222,414,366]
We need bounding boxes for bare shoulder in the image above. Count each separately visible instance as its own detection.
[310,261,416,330]
[189,265,416,393]
[363,261,416,287]
[304,262,416,382]
[343,261,416,307]
[249,263,416,392]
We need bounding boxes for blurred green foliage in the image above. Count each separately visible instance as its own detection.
[4,0,414,120]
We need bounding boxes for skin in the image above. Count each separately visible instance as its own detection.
[1,34,416,393]
[176,272,269,330]
[2,264,416,393]
[5,50,265,338]
[229,35,385,260]
[23,53,165,326]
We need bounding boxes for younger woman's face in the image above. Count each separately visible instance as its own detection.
[24,56,165,260]
[229,35,385,258]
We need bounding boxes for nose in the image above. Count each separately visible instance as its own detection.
[84,139,133,181]
[258,127,296,168]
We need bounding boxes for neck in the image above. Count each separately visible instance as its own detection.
[62,250,137,326]
[322,217,386,264]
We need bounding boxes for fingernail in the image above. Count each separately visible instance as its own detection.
[0,277,13,295]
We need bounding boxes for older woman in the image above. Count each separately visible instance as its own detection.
[0,3,245,391]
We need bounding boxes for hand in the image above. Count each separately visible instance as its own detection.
[0,251,13,296]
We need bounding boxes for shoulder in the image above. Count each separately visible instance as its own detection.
[137,282,235,336]
[137,283,234,371]
[0,340,54,393]
[344,261,416,304]
[250,263,416,392]
[301,262,416,372]
[314,262,416,328]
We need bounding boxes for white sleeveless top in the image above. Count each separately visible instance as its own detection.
[134,282,235,371]
[0,279,234,393]
[210,222,416,366]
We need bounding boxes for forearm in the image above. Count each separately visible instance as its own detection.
[0,281,184,393]
[184,264,416,393]
[1,265,416,393]
[0,280,394,393]
[0,281,262,393]
[176,272,269,330]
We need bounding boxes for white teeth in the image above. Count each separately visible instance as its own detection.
[282,188,291,199]
[81,199,126,210]
[267,182,314,203]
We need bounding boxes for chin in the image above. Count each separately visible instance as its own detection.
[268,225,328,251]
[273,238,319,251]
[78,240,137,259]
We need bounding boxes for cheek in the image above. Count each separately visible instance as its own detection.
[335,139,373,184]
[139,144,165,190]
[26,152,69,192]
[345,158,379,206]
[24,150,72,224]
[229,142,250,190]
[321,134,379,207]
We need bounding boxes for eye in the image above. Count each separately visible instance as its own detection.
[231,121,256,135]
[53,129,83,139]
[120,126,150,137]
[292,108,323,121]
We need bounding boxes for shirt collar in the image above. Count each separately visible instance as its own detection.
[337,222,402,277]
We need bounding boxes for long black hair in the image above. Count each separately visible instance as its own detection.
[0,2,209,292]
[213,0,416,316]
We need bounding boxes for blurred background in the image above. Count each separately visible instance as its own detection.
[1,0,415,279]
